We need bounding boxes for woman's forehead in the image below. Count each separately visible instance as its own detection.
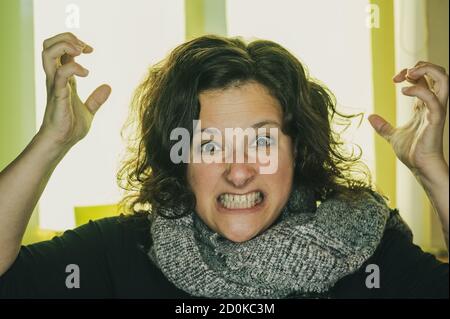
[198,82,283,128]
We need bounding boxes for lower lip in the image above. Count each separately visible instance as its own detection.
[216,195,267,214]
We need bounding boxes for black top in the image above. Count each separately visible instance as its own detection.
[0,213,448,299]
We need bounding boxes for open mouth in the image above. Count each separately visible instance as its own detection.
[217,191,265,210]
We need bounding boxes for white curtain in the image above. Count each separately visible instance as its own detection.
[394,0,445,252]
[34,0,185,231]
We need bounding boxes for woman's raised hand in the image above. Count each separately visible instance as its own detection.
[368,61,448,178]
[38,32,111,149]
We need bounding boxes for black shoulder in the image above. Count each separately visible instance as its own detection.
[372,228,448,298]
[331,227,448,298]
[92,212,152,251]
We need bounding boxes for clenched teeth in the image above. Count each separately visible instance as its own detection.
[218,191,263,209]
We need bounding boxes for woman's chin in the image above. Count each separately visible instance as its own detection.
[218,227,261,243]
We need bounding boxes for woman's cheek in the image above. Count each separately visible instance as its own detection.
[188,163,220,197]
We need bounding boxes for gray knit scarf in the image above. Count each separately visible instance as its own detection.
[148,186,412,298]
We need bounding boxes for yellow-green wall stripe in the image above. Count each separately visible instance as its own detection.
[185,0,227,40]
[370,0,397,207]
[0,0,56,244]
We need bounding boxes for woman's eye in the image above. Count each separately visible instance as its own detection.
[255,135,273,147]
[201,142,221,154]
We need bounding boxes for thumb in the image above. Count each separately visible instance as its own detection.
[85,84,112,115]
[368,114,395,142]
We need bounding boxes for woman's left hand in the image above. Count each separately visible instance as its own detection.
[368,61,448,178]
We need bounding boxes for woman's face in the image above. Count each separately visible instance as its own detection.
[187,82,295,242]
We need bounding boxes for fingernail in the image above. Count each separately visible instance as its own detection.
[83,68,89,75]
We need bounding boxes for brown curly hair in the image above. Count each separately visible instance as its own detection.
[117,35,378,218]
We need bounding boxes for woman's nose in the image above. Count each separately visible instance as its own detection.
[224,162,257,187]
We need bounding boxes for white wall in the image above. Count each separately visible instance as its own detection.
[393,0,448,250]
[33,0,185,231]
[226,0,375,176]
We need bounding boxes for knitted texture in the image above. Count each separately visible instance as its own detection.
[148,186,412,298]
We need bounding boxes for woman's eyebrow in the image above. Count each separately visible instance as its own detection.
[251,120,281,129]
[198,120,281,134]
[200,127,222,134]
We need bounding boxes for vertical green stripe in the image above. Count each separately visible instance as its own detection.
[0,0,36,167]
[185,0,205,40]
[0,0,53,244]
[370,0,397,207]
[185,0,227,40]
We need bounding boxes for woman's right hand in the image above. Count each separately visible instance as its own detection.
[38,32,111,149]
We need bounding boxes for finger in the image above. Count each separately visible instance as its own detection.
[413,60,446,72]
[393,68,407,83]
[393,68,428,87]
[53,62,89,97]
[408,61,442,87]
[69,76,78,94]
[42,41,82,87]
[61,45,93,69]
[43,32,94,52]
[406,65,448,105]
[402,85,445,125]
[84,84,112,115]
[368,114,395,143]
[43,34,93,72]
[81,45,94,53]
[407,63,446,82]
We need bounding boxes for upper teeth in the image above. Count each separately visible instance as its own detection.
[219,191,263,209]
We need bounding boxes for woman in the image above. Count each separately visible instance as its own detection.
[0,32,448,298]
